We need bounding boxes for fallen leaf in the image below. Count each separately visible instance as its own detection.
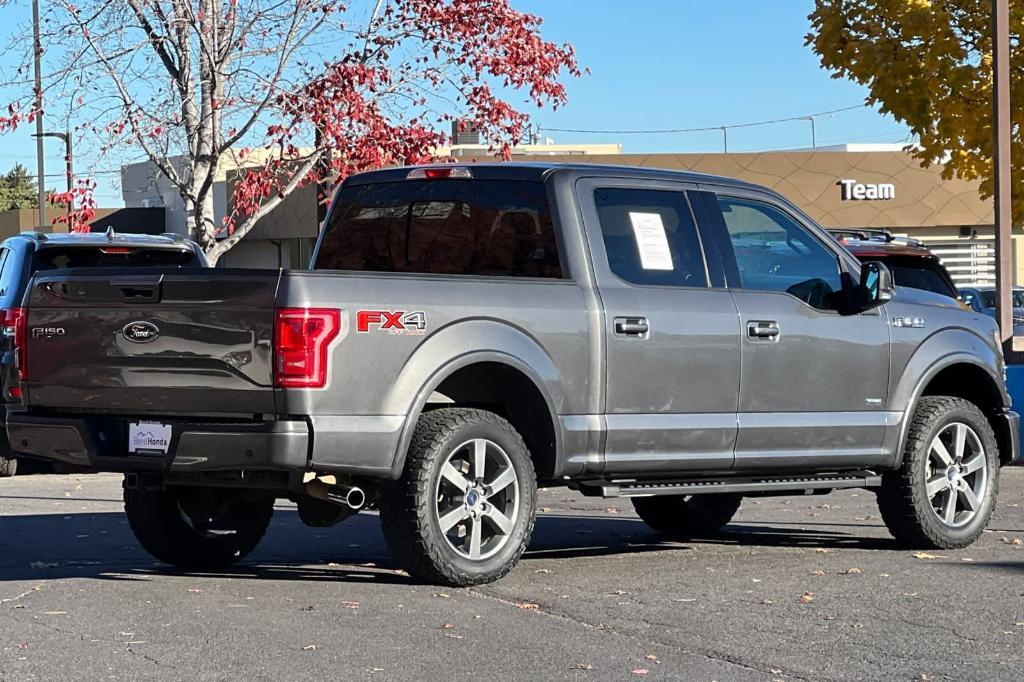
[605,507,619,514]
[841,567,862,575]
[17,643,28,649]
[433,593,450,599]
[187,588,203,593]
[515,601,539,610]
[799,592,815,604]
[441,623,455,630]
[913,552,943,560]
[673,597,696,603]
[340,601,360,609]
[572,663,594,670]
[823,614,835,621]
[444,633,464,640]
[961,557,975,562]
[761,598,774,605]
[302,645,317,651]
[534,569,551,574]
[810,570,826,576]
[1000,537,1023,546]
[540,507,551,513]
[814,548,830,554]
[645,654,658,662]
[632,669,649,676]
[41,611,66,615]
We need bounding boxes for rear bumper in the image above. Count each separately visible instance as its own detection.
[6,414,309,473]
[999,409,1022,466]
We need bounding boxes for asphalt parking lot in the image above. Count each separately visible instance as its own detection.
[0,470,1022,681]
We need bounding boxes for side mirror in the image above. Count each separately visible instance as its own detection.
[857,261,894,311]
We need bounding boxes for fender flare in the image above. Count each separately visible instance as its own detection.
[384,319,565,479]
[889,328,1005,468]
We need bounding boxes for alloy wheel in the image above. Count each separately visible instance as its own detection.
[924,422,988,528]
[434,438,520,560]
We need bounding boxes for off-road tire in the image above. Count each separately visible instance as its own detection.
[877,396,999,549]
[379,408,537,586]
[123,481,274,569]
[0,456,16,477]
[632,494,742,538]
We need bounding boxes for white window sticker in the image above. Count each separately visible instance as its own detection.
[628,212,674,270]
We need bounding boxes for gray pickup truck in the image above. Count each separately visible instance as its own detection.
[8,163,1021,585]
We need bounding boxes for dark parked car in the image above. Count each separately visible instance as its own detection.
[830,229,960,301]
[0,230,207,476]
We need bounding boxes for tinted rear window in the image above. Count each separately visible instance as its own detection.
[314,180,562,278]
[885,258,957,299]
[32,246,201,271]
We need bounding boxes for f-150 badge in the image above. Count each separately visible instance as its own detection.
[356,310,427,336]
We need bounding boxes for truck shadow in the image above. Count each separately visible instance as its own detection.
[0,506,916,585]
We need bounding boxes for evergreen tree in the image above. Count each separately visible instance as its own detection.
[0,164,38,210]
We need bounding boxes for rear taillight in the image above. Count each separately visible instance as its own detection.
[2,307,26,380]
[274,308,340,388]
[100,247,134,254]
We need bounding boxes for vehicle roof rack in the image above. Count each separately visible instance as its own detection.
[828,228,925,249]
[105,226,116,241]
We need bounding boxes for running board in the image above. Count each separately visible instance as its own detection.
[576,471,883,498]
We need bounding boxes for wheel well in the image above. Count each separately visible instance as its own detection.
[920,363,1011,464]
[430,362,558,481]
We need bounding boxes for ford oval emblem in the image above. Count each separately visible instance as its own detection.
[123,321,160,343]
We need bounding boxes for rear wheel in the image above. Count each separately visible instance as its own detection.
[379,408,537,586]
[632,493,742,538]
[124,481,274,569]
[877,396,999,549]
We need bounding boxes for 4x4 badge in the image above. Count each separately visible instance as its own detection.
[123,321,160,343]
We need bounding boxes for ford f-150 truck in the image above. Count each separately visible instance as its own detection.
[7,163,1020,586]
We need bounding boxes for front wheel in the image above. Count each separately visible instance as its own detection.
[379,408,537,586]
[124,481,274,569]
[877,396,999,549]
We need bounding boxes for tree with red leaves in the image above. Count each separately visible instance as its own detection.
[0,0,580,262]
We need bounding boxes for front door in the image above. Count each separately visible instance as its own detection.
[697,191,893,471]
[577,179,741,475]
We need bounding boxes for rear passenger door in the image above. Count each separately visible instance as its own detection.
[692,189,893,470]
[577,179,741,474]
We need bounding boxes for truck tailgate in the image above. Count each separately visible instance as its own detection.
[23,269,281,416]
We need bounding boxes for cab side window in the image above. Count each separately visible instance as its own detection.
[717,196,842,309]
[594,188,707,287]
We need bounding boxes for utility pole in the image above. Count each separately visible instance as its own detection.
[992,0,1013,349]
[33,130,73,219]
[720,126,728,153]
[32,0,46,226]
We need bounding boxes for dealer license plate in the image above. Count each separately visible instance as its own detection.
[128,421,172,455]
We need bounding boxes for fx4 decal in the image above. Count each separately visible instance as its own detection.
[356,310,427,336]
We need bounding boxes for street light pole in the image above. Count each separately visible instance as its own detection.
[32,0,45,226]
[803,115,817,148]
[992,0,1013,349]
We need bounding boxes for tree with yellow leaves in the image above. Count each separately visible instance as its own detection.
[807,0,1022,222]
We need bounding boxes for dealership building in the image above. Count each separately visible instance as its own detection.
[119,141,1020,286]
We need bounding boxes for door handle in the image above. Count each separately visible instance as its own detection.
[747,321,780,340]
[614,317,649,337]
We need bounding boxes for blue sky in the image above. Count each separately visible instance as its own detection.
[0,0,911,207]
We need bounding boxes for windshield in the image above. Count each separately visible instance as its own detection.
[978,290,1024,308]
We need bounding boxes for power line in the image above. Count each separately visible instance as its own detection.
[540,104,868,135]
